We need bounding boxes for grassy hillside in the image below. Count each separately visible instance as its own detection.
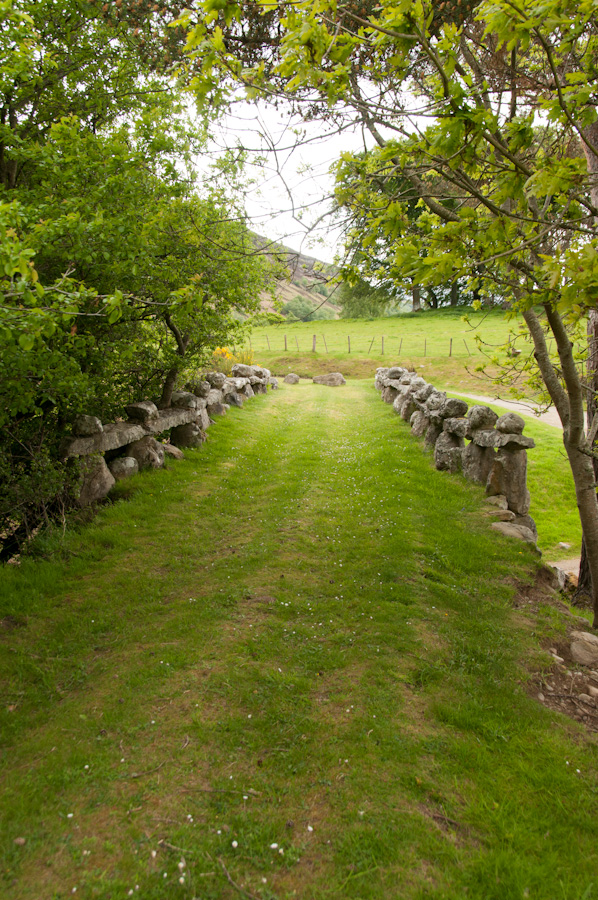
[246,308,551,394]
[1,383,596,900]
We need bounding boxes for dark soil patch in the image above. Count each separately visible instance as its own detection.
[513,565,598,733]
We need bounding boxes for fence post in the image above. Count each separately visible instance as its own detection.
[348,335,351,353]
[295,336,299,351]
[381,336,384,355]
[399,337,403,355]
[463,339,471,355]
[312,334,316,353]
[368,336,375,354]
[284,334,288,351]
[266,334,270,350]
[322,334,328,352]
[449,337,452,357]
[424,338,426,357]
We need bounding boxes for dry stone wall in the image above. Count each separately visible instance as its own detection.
[375,366,538,547]
[65,365,278,506]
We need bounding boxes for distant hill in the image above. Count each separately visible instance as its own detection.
[253,234,342,318]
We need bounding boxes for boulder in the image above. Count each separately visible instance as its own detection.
[125,436,165,470]
[443,417,469,438]
[486,448,531,515]
[313,373,346,386]
[73,415,103,436]
[424,422,442,449]
[473,430,535,451]
[484,494,508,509]
[467,405,498,432]
[108,456,139,481]
[496,412,526,434]
[197,407,211,431]
[387,366,406,379]
[206,388,224,406]
[207,400,227,416]
[462,442,495,484]
[485,509,516,522]
[570,631,598,667]
[434,432,464,473]
[490,521,537,545]
[226,392,244,408]
[205,371,226,389]
[269,377,279,390]
[240,383,255,400]
[78,456,115,506]
[163,443,185,460]
[232,363,254,378]
[394,393,417,421]
[414,383,435,402]
[125,401,159,423]
[170,422,206,449]
[438,398,469,420]
[410,410,429,438]
[171,391,200,409]
[381,386,399,404]
[513,514,538,541]
[187,380,211,399]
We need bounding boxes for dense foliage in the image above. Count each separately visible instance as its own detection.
[0,0,274,555]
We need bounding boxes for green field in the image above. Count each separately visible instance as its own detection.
[245,309,567,396]
[1,383,596,900]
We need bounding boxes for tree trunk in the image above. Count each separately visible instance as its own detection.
[411,283,421,312]
[575,308,598,603]
[159,366,178,409]
[524,304,598,627]
[450,281,459,306]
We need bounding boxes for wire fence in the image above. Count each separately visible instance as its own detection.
[243,332,479,358]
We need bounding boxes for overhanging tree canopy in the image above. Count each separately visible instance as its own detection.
[180,0,598,623]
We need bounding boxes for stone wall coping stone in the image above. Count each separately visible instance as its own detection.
[63,408,199,457]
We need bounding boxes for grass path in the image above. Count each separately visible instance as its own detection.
[1,382,598,900]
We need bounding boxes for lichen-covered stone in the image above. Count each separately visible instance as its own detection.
[486,448,530,515]
[170,422,206,449]
[467,405,499,432]
[313,373,346,386]
[205,372,226,389]
[171,391,200,409]
[410,410,429,437]
[438,398,469,420]
[284,373,300,384]
[126,436,165,469]
[496,412,525,434]
[125,401,159,423]
[570,631,598,667]
[73,415,103,436]
[78,456,115,506]
[462,442,495,484]
[434,432,464,473]
[490,521,537,544]
[108,456,139,480]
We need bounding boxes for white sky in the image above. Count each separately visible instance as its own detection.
[202,100,374,265]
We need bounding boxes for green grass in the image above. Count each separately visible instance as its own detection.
[1,382,596,900]
[246,308,537,389]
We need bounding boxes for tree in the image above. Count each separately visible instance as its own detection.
[0,0,275,555]
[183,0,598,624]
[337,277,393,318]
